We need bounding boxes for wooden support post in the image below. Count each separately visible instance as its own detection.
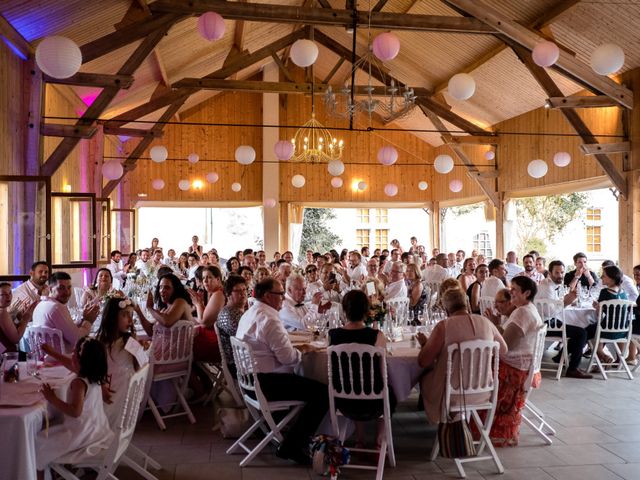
[431,201,441,252]
[495,194,505,260]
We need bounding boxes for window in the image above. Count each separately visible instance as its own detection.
[356,229,370,249]
[374,208,388,223]
[375,229,389,250]
[357,208,370,223]
[586,226,602,252]
[473,232,493,259]
[586,208,601,222]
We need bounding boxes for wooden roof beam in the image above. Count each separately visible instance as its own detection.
[0,14,32,59]
[102,126,164,138]
[511,42,628,199]
[41,124,97,139]
[580,142,630,155]
[546,96,620,109]
[150,0,497,34]
[445,0,633,109]
[447,135,500,145]
[43,72,134,89]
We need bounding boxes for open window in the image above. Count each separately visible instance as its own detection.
[51,192,97,269]
[111,208,136,254]
[97,197,111,264]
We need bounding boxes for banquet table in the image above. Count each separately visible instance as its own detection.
[564,305,597,329]
[0,364,74,480]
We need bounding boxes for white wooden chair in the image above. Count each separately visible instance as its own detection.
[327,344,396,480]
[521,325,556,445]
[430,340,503,479]
[386,296,410,325]
[146,321,196,430]
[49,365,151,480]
[227,337,304,467]
[27,325,66,360]
[587,299,635,380]
[214,322,243,406]
[534,298,568,380]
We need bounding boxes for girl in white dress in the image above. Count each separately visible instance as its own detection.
[36,337,114,476]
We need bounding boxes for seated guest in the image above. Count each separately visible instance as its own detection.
[187,253,200,279]
[489,276,543,446]
[602,260,637,302]
[123,252,137,274]
[516,254,544,283]
[564,252,598,289]
[422,253,450,284]
[279,274,322,331]
[106,250,126,289]
[504,251,524,281]
[304,264,323,301]
[318,263,342,304]
[236,278,329,464]
[32,272,100,353]
[238,266,254,290]
[634,265,640,292]
[135,249,152,276]
[163,248,178,267]
[406,263,427,320]
[80,268,116,308]
[188,266,224,364]
[177,252,189,276]
[145,273,193,330]
[363,258,385,303]
[535,257,549,279]
[217,275,248,377]
[276,261,293,285]
[593,265,630,364]
[457,257,477,292]
[483,288,516,327]
[384,262,407,300]
[417,287,506,425]
[328,290,394,448]
[468,263,488,314]
[11,261,50,308]
[226,256,240,276]
[254,266,271,284]
[483,258,509,299]
[0,283,36,353]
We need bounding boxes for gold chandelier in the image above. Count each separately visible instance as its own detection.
[291,113,344,163]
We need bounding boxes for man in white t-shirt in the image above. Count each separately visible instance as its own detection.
[483,259,509,300]
[344,251,367,287]
[505,251,524,281]
[422,253,450,284]
[11,261,50,310]
[383,248,401,275]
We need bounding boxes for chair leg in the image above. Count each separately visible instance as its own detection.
[376,439,387,480]
[429,435,439,461]
[147,396,167,431]
[121,455,160,480]
[127,443,162,470]
[525,401,556,435]
[521,412,553,445]
[239,428,277,467]
[385,416,396,468]
[173,378,196,424]
[613,343,634,380]
[227,418,265,455]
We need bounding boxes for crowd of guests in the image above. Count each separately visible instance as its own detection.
[1,234,639,471]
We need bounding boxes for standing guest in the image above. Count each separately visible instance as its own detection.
[0,283,36,353]
[318,264,342,305]
[564,252,598,289]
[106,251,126,289]
[236,278,329,464]
[305,264,323,301]
[226,256,240,276]
[431,247,440,258]
[453,250,466,277]
[282,251,295,266]
[243,253,257,272]
[300,250,314,269]
[361,246,370,263]
[189,267,224,364]
[470,249,479,260]
[344,251,367,287]
[150,238,160,253]
[468,263,488,314]
[483,258,509,299]
[384,262,408,300]
[238,266,254,289]
[406,263,427,320]
[11,261,50,308]
[630,265,640,364]
[535,257,548,279]
[188,235,203,257]
[217,275,248,377]
[187,253,200,279]
[256,250,268,268]
[516,254,545,283]
[235,250,244,264]
[457,257,477,292]
[123,252,137,274]
[476,254,486,267]
[383,249,401,275]
[505,251,524,281]
[273,251,281,262]
[32,272,100,353]
[633,265,640,292]
[80,268,116,308]
[363,258,385,303]
[276,262,293,285]
[390,239,403,254]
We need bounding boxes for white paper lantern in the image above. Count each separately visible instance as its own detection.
[418,181,428,191]
[206,172,219,183]
[527,159,548,179]
[532,41,560,67]
[448,73,476,101]
[264,198,277,208]
[449,179,463,193]
[178,179,190,191]
[327,160,345,176]
[384,183,398,197]
[35,36,82,79]
[235,145,256,165]
[290,39,319,67]
[484,150,495,161]
[331,177,343,188]
[274,140,294,161]
[291,174,306,188]
[150,145,168,163]
[151,178,165,190]
[434,154,454,174]
[102,160,123,180]
[187,153,199,164]
[372,32,400,61]
[591,43,625,75]
[197,12,225,41]
[553,151,571,167]
[357,181,367,191]
[377,145,398,166]
[231,182,242,192]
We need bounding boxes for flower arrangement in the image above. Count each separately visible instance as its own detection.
[310,435,350,479]
[366,301,388,327]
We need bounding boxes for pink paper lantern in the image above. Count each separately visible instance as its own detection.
[377,146,398,166]
[102,160,123,180]
[187,153,199,164]
[206,172,219,183]
[151,178,165,190]
[532,41,560,67]
[449,179,463,193]
[274,140,294,161]
[197,12,225,41]
[372,32,400,61]
[331,177,343,188]
[384,183,398,197]
[264,198,276,208]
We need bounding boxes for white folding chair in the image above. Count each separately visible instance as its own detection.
[27,325,66,360]
[50,365,151,480]
[534,298,568,380]
[521,325,555,445]
[587,299,635,380]
[327,344,396,480]
[430,340,503,479]
[146,321,196,430]
[631,332,640,373]
[227,337,304,467]
[478,296,495,317]
[386,296,410,324]
[214,323,244,406]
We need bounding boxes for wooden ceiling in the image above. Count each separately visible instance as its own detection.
[2,0,639,147]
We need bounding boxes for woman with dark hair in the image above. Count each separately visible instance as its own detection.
[146,273,193,327]
[328,289,392,448]
[468,263,489,314]
[123,252,137,274]
[177,252,189,276]
[189,266,224,364]
[217,275,248,377]
[593,265,630,363]
[81,268,115,307]
[457,257,477,292]
[226,256,240,276]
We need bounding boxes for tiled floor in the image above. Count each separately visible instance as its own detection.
[117,369,640,480]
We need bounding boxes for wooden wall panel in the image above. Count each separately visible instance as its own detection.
[0,40,27,175]
[429,144,489,202]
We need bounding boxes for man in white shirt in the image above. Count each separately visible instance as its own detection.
[279,274,322,330]
[11,261,50,309]
[422,253,450,284]
[360,246,370,264]
[235,278,328,464]
[516,254,545,283]
[383,248,400,275]
[452,250,465,277]
[282,251,296,268]
[505,251,524,281]
[163,249,178,267]
[31,272,99,353]
[135,249,152,276]
[602,260,638,302]
[483,259,509,300]
[299,250,314,269]
[256,250,268,269]
[385,261,408,300]
[187,253,199,280]
[344,251,367,287]
[107,250,126,289]
[317,264,342,306]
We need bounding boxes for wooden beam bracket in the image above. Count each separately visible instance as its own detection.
[546,95,619,109]
[41,124,97,139]
[580,142,630,155]
[43,72,135,89]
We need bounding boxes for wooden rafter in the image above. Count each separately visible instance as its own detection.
[580,142,630,155]
[0,13,33,59]
[270,52,294,82]
[419,105,500,207]
[445,0,633,109]
[44,72,135,89]
[511,42,628,199]
[40,22,176,177]
[323,58,345,84]
[103,126,163,138]
[372,0,389,12]
[41,124,97,139]
[104,28,308,129]
[546,96,619,109]
[447,135,500,145]
[313,29,489,136]
[149,0,497,34]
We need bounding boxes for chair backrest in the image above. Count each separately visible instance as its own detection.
[386,297,410,323]
[444,340,500,414]
[230,336,269,406]
[27,325,66,360]
[598,299,635,332]
[150,320,194,366]
[478,296,495,316]
[327,344,388,401]
[214,322,243,405]
[104,365,150,467]
[524,326,547,398]
[534,298,565,331]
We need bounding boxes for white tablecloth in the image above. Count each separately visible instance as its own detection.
[564,306,597,329]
